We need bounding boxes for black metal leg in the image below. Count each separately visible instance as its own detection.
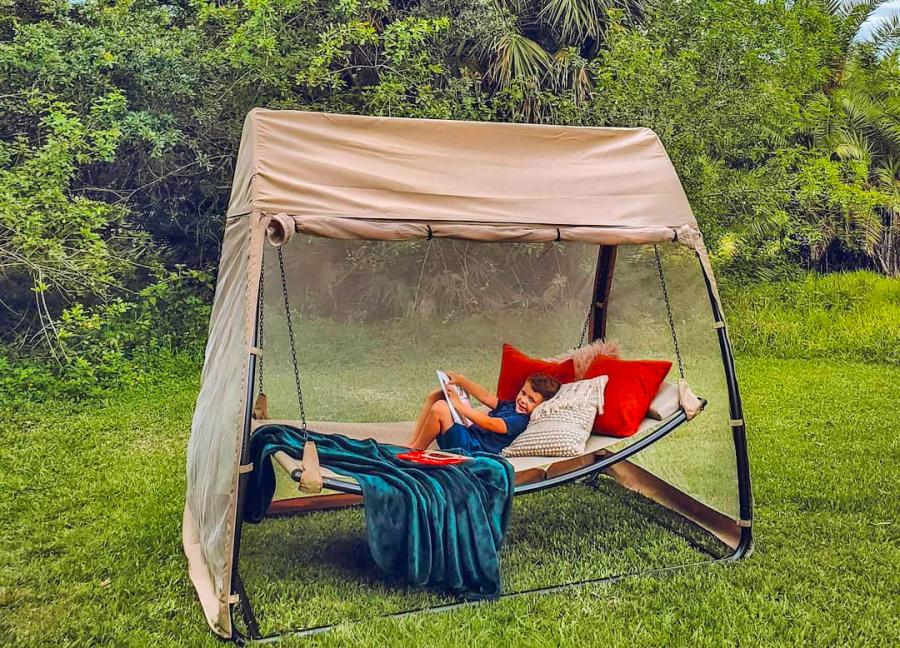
[232,571,262,641]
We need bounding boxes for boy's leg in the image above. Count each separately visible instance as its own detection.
[406,400,453,449]
[407,389,443,445]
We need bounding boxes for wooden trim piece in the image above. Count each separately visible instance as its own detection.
[599,452,742,549]
[514,467,547,487]
[266,493,363,516]
[545,453,597,479]
[251,394,269,421]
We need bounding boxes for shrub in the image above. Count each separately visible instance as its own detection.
[0,268,212,402]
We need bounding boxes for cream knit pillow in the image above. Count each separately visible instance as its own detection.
[502,376,608,458]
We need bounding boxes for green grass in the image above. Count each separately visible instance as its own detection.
[724,271,900,365]
[2,356,898,646]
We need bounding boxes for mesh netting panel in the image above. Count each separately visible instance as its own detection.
[257,237,739,519]
[259,237,595,423]
[605,244,740,519]
[186,216,250,618]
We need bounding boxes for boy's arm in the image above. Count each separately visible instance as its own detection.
[447,372,499,409]
[447,392,508,434]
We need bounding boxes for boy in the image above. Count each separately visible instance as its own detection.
[405,372,561,454]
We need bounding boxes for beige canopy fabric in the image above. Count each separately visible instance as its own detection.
[185,110,728,638]
[228,109,697,237]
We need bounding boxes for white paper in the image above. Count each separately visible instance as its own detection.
[436,370,472,426]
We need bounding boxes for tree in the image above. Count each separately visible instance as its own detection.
[796,3,900,275]
[1,0,898,369]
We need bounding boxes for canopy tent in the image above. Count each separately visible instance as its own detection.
[183,109,753,641]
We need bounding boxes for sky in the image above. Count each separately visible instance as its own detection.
[854,0,900,41]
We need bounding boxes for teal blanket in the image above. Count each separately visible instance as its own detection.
[243,425,515,600]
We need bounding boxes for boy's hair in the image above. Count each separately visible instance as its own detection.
[526,373,561,401]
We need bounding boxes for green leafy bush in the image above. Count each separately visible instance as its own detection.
[0,268,212,401]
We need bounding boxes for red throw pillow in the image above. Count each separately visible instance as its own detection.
[583,356,672,437]
[496,344,576,402]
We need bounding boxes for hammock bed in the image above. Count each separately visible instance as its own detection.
[182,110,753,643]
[265,406,688,493]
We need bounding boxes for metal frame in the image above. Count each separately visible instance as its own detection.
[223,244,755,643]
[232,554,739,644]
[229,297,263,641]
[291,408,688,499]
[698,253,754,557]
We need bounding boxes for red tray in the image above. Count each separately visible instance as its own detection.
[396,450,471,466]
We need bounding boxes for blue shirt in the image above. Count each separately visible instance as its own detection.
[467,400,530,454]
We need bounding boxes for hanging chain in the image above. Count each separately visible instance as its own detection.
[256,254,265,395]
[654,245,685,379]
[278,247,308,430]
[577,304,592,348]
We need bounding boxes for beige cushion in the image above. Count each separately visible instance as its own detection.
[502,376,607,458]
[648,380,679,420]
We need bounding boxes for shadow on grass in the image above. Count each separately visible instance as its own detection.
[237,476,727,636]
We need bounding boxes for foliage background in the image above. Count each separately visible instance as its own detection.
[1,0,898,397]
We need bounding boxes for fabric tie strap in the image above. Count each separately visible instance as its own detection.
[252,393,269,420]
[678,379,703,420]
[298,441,323,494]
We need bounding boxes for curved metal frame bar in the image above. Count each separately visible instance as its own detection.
[307,409,688,498]
[231,555,731,645]
[697,253,754,559]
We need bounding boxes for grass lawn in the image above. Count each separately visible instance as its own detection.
[1,356,898,646]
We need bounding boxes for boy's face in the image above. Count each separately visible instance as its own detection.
[514,381,545,415]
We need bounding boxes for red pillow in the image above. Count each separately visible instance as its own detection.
[496,344,576,402]
[583,356,672,437]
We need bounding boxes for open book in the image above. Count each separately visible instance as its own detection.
[436,370,473,426]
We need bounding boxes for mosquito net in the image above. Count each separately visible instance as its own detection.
[223,234,746,634]
[255,235,740,521]
[184,216,251,633]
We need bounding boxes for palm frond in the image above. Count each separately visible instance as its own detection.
[549,47,592,102]
[880,120,900,148]
[489,30,551,88]
[832,127,874,165]
[832,0,880,20]
[539,0,610,42]
[824,0,842,16]
[831,0,882,53]
[874,155,900,187]
[492,0,529,15]
[838,91,882,132]
[852,204,884,253]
